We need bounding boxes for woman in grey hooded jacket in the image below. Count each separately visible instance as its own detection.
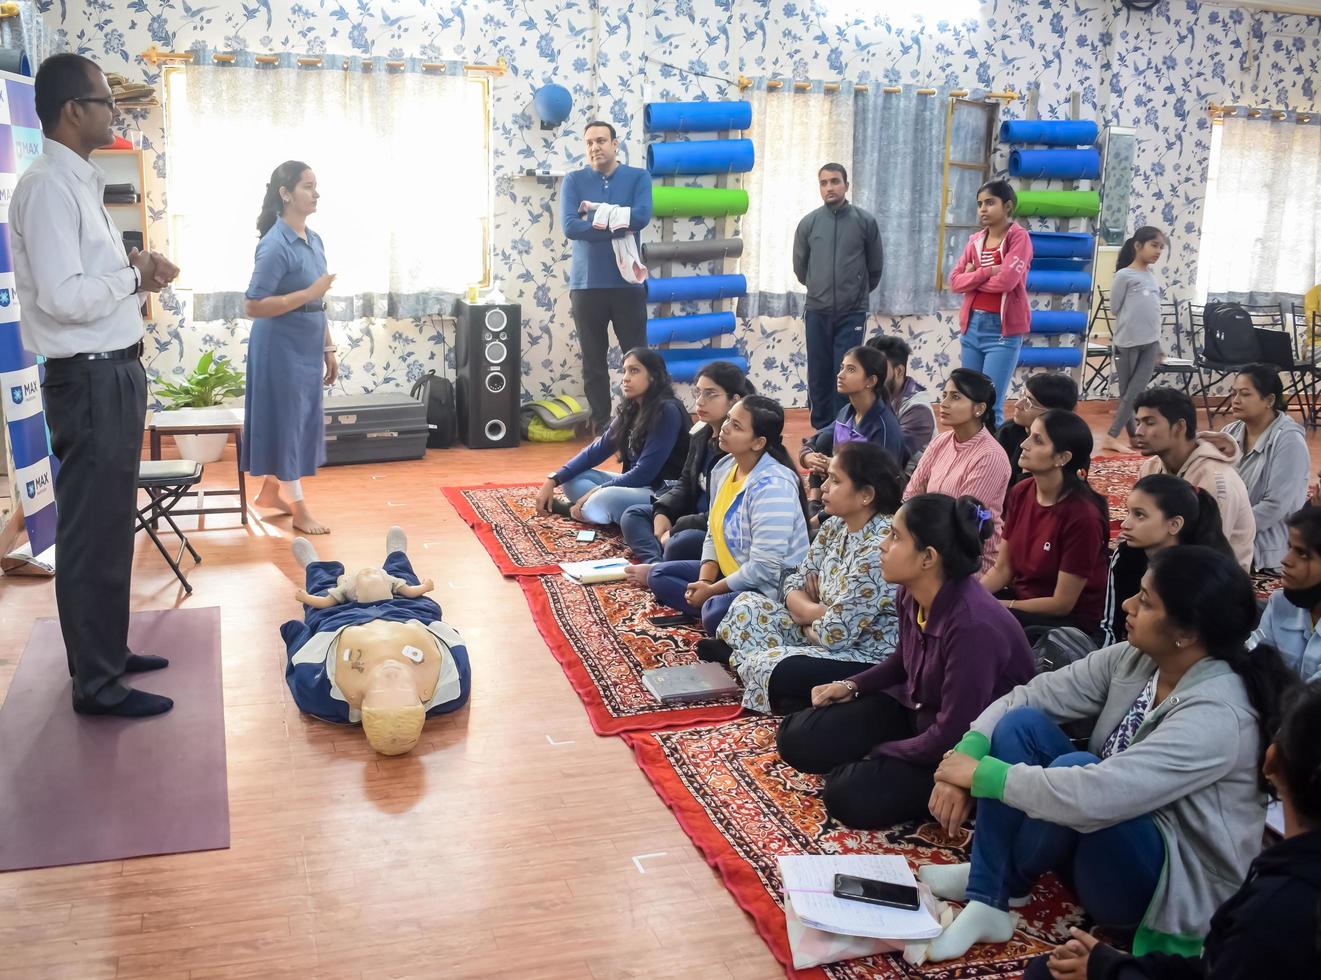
[916,545,1295,964]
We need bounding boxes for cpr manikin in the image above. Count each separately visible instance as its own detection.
[282,527,472,755]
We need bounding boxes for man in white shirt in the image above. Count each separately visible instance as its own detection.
[11,54,179,717]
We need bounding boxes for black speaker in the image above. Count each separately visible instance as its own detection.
[455,300,521,448]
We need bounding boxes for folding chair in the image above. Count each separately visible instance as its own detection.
[1082,292,1114,399]
[1287,302,1320,428]
[1189,303,1275,427]
[136,459,204,593]
[1151,300,1194,394]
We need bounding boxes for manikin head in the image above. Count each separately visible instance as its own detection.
[359,660,427,756]
[337,566,396,603]
[336,621,444,756]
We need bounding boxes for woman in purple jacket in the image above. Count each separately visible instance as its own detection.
[776,493,1036,829]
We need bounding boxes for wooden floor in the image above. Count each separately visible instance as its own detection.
[0,402,1317,979]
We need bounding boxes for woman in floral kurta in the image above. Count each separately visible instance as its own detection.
[718,443,902,713]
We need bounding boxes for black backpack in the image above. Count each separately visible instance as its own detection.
[1203,302,1259,365]
[410,370,457,449]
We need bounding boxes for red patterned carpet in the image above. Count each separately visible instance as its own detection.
[1088,453,1143,532]
[520,575,744,735]
[626,716,1085,978]
[443,483,627,576]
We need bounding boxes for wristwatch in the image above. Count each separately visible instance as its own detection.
[841,680,860,699]
[546,472,559,484]
[130,264,142,294]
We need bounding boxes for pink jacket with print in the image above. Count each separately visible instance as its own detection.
[949,222,1034,336]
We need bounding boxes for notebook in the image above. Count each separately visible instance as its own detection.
[560,558,628,584]
[778,854,942,941]
[641,662,741,703]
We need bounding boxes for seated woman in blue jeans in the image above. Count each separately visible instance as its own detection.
[534,347,690,526]
[917,545,1295,964]
[646,395,810,637]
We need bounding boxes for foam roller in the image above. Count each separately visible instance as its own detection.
[1015,190,1100,218]
[1031,257,1092,272]
[1009,148,1101,180]
[647,312,737,346]
[644,100,753,133]
[646,274,747,304]
[999,119,1099,146]
[1030,310,1089,335]
[651,186,749,217]
[642,238,743,265]
[1018,346,1083,368]
[1029,232,1095,259]
[647,139,755,176]
[1027,270,1093,294]
[662,348,750,382]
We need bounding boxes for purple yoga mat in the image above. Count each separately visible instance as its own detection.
[0,607,229,872]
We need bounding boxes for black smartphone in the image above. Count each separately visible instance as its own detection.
[832,874,921,911]
[648,614,691,628]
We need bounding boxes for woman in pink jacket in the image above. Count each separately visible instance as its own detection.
[950,180,1033,420]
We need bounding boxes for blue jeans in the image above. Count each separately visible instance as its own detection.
[620,504,709,563]
[561,469,654,526]
[960,310,1023,421]
[805,309,867,430]
[647,559,741,634]
[966,707,1164,929]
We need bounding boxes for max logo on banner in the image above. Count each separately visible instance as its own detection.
[11,377,36,405]
[0,288,11,307]
[25,471,50,501]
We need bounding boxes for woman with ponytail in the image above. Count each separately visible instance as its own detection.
[981,409,1110,636]
[904,369,1011,572]
[645,395,809,636]
[920,544,1297,963]
[1103,226,1167,453]
[241,160,338,534]
[775,493,1035,829]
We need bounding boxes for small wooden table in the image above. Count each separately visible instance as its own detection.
[147,407,248,526]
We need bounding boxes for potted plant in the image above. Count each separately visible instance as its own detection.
[154,351,246,463]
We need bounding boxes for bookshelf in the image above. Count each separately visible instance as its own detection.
[91,147,152,320]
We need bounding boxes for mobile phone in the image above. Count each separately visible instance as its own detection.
[648,614,691,628]
[832,874,921,911]
[576,529,597,542]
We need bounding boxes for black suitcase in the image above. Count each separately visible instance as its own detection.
[323,392,429,466]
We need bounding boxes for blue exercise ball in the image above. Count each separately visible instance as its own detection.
[533,84,573,126]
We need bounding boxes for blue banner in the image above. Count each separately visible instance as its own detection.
[0,73,57,557]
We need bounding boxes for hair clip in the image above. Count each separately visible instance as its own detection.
[974,505,993,527]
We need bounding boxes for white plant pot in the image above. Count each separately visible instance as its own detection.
[173,432,229,464]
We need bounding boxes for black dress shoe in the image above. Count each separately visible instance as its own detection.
[125,653,169,672]
[73,689,174,718]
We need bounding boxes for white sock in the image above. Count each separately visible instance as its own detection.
[281,479,304,502]
[291,537,319,569]
[918,863,970,902]
[924,901,1015,962]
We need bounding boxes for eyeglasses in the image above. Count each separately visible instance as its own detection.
[72,96,116,110]
[694,387,725,402]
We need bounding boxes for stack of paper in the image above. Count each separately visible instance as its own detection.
[778,854,942,941]
[560,558,628,584]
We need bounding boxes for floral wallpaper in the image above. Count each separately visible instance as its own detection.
[34,0,1321,408]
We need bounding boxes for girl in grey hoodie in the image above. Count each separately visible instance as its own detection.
[917,546,1296,963]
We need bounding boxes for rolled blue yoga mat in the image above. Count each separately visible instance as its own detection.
[1031,257,1092,272]
[1029,232,1095,259]
[662,348,750,382]
[644,100,753,133]
[1027,269,1092,294]
[647,274,747,304]
[1030,310,1089,335]
[1009,148,1101,180]
[999,119,1099,146]
[1018,346,1083,368]
[647,312,736,346]
[647,139,755,175]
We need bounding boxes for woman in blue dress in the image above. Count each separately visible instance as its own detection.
[242,160,338,534]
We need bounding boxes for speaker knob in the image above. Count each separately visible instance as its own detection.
[484,308,508,332]
[485,341,507,364]
[484,419,507,441]
[485,372,506,393]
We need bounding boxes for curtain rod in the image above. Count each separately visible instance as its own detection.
[1209,103,1313,123]
[0,3,19,19]
[141,45,506,75]
[736,75,1018,99]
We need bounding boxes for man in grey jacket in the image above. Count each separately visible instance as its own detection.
[793,163,884,429]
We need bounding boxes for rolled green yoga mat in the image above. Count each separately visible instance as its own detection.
[1014,190,1100,218]
[652,185,749,217]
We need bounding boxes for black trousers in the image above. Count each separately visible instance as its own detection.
[569,287,648,428]
[41,355,147,706]
[777,683,937,830]
[766,654,873,715]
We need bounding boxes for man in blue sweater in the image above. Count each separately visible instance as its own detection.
[561,120,652,432]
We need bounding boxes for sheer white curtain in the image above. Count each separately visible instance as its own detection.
[1196,113,1321,304]
[167,59,489,320]
[737,82,854,318]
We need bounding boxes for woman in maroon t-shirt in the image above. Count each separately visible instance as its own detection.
[980,410,1110,636]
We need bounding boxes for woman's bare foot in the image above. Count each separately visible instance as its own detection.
[623,563,653,587]
[253,479,293,515]
[1100,435,1132,454]
[291,501,330,534]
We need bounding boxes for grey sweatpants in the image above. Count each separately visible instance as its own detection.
[1109,342,1161,437]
